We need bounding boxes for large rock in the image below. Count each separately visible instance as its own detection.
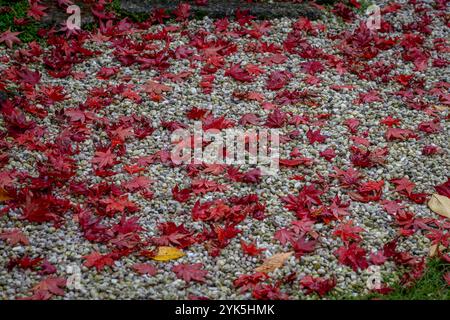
[40,0,95,27]
[39,0,323,27]
[0,91,7,105]
[120,0,322,20]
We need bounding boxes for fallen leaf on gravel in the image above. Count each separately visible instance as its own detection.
[0,189,12,202]
[142,80,172,95]
[151,246,185,261]
[33,277,66,296]
[432,105,448,111]
[255,251,293,273]
[428,194,450,219]
[132,263,157,276]
[429,244,446,257]
[172,263,207,283]
[0,229,29,246]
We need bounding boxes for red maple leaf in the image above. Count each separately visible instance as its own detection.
[153,222,195,249]
[123,176,153,192]
[435,178,450,197]
[300,61,324,75]
[239,113,261,126]
[344,118,361,133]
[333,220,365,243]
[319,148,336,162]
[173,3,191,21]
[83,251,114,271]
[385,127,417,141]
[390,177,416,195]
[17,67,41,86]
[142,80,172,100]
[225,64,255,82]
[266,70,292,90]
[380,115,401,127]
[240,240,265,256]
[332,166,363,188]
[264,109,286,128]
[172,263,208,283]
[241,168,261,184]
[306,129,327,144]
[101,195,137,214]
[252,283,289,300]
[234,272,268,293]
[299,275,336,297]
[334,243,369,271]
[27,1,48,21]
[418,120,442,134]
[369,251,388,265]
[381,200,405,216]
[0,229,29,245]
[0,29,22,49]
[292,236,317,258]
[355,90,381,104]
[33,277,66,296]
[444,272,450,286]
[348,180,384,203]
[38,260,57,275]
[172,185,192,203]
[7,255,43,270]
[132,263,157,276]
[91,149,116,169]
[274,228,296,246]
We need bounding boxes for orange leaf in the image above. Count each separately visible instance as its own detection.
[255,251,293,273]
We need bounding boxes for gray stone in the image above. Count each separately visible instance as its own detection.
[120,0,322,20]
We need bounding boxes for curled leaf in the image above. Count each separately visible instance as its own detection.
[255,251,293,273]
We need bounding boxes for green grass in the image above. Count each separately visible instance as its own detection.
[367,259,450,300]
[327,259,449,300]
[355,0,373,14]
[0,0,40,42]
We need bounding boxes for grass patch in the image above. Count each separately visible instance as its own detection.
[355,0,373,14]
[368,259,450,300]
[0,0,40,42]
[327,259,449,300]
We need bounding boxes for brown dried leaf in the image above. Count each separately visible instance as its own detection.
[255,251,293,273]
[0,189,12,202]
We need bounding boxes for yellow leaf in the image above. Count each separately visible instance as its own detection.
[0,189,12,202]
[429,244,446,257]
[432,105,448,111]
[428,194,450,219]
[429,244,438,257]
[255,251,293,273]
[151,246,185,261]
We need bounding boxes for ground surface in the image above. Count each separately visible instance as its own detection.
[0,0,449,300]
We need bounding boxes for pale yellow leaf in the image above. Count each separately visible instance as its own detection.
[255,251,293,273]
[429,244,438,257]
[428,194,450,219]
[151,246,185,262]
[429,244,446,257]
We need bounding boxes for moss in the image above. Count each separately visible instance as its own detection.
[0,0,40,42]
[367,259,450,300]
[109,0,150,23]
[329,259,450,300]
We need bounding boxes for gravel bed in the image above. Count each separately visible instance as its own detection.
[0,0,449,300]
